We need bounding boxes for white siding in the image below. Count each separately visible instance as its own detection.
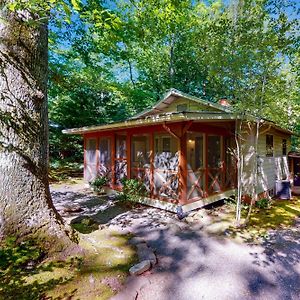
[241,124,291,196]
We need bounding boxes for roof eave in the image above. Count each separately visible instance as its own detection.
[62,112,236,135]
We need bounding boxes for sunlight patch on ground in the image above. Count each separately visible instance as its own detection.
[212,197,300,242]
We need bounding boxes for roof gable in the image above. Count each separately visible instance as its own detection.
[131,89,229,119]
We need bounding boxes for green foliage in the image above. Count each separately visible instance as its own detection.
[255,198,271,210]
[90,175,108,193]
[49,158,82,182]
[118,178,146,202]
[47,0,300,160]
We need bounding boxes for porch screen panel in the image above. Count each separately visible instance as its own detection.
[99,138,111,179]
[85,138,97,181]
[207,136,222,193]
[131,135,151,194]
[115,134,127,184]
[187,133,205,201]
[153,134,179,201]
[224,136,236,189]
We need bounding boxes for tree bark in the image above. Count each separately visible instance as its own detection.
[0,4,74,251]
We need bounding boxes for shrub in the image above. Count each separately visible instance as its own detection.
[90,175,108,193]
[118,178,146,202]
[255,198,270,209]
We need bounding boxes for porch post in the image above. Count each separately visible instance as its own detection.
[126,132,131,179]
[83,135,87,181]
[111,133,116,186]
[150,132,154,198]
[179,132,187,205]
[221,136,225,191]
[96,136,99,176]
[204,133,208,197]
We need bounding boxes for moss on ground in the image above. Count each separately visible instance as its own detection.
[0,229,137,300]
[46,229,137,299]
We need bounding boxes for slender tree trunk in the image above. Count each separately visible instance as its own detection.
[246,75,266,223]
[245,120,259,223]
[0,4,74,250]
[235,118,243,225]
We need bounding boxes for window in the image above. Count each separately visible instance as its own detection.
[266,135,273,157]
[177,104,188,112]
[282,139,287,156]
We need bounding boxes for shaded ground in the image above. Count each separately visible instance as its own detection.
[50,180,300,300]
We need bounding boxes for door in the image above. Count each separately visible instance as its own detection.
[207,135,222,194]
[187,133,205,201]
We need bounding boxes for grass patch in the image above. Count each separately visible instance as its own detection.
[247,197,300,231]
[205,197,300,242]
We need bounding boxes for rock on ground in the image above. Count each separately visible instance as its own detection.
[129,260,151,275]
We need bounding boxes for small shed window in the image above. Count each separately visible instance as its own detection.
[177,104,188,112]
[266,135,273,157]
[282,139,287,156]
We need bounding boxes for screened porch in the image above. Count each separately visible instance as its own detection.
[84,121,237,207]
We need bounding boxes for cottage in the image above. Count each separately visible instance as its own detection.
[63,89,292,213]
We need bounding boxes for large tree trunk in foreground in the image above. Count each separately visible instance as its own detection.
[0,4,74,250]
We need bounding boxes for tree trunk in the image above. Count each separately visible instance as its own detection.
[235,117,243,225]
[0,4,74,251]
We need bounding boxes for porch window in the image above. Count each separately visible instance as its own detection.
[162,137,171,152]
[266,135,273,157]
[86,138,97,164]
[131,135,151,193]
[115,134,127,184]
[99,138,111,177]
[116,135,127,158]
[224,136,236,189]
[282,139,287,156]
[153,134,179,200]
[85,138,97,181]
[207,136,222,193]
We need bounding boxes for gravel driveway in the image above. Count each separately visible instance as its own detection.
[51,182,300,300]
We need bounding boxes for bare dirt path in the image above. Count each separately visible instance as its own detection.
[51,181,300,300]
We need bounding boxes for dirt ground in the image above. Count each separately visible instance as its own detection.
[51,180,300,300]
